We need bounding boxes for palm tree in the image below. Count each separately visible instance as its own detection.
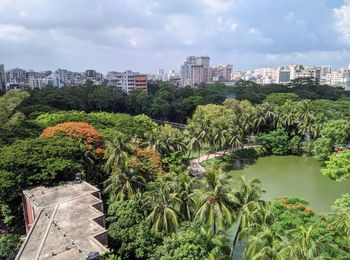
[104,160,146,201]
[143,175,180,233]
[230,177,265,256]
[253,103,276,133]
[187,135,202,161]
[195,169,237,235]
[148,124,186,156]
[327,207,350,236]
[278,225,337,260]
[104,133,134,173]
[174,173,197,221]
[243,224,283,260]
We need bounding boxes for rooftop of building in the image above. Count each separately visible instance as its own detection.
[16,181,108,260]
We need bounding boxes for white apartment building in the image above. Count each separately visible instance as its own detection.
[106,70,147,93]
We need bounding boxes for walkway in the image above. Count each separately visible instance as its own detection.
[188,145,260,176]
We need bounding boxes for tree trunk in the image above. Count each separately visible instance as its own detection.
[230,211,243,258]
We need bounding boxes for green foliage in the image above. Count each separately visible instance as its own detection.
[35,111,158,141]
[256,129,289,155]
[288,135,302,155]
[0,137,86,230]
[312,137,333,161]
[321,151,350,182]
[151,221,230,260]
[0,234,21,260]
[0,90,29,127]
[264,93,299,105]
[320,120,350,146]
[332,193,350,212]
[107,200,162,259]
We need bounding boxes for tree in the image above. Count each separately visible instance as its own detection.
[0,90,29,127]
[104,160,146,202]
[320,120,350,146]
[107,200,162,259]
[40,121,102,147]
[151,221,230,260]
[173,173,197,221]
[256,129,289,155]
[0,136,86,230]
[143,175,180,233]
[264,93,299,105]
[231,177,265,256]
[0,234,21,260]
[195,169,237,235]
[278,226,337,260]
[321,151,350,182]
[312,137,333,161]
[104,132,134,174]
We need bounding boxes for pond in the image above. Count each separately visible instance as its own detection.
[226,155,350,213]
[225,155,350,259]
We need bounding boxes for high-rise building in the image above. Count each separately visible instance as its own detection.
[106,70,147,93]
[0,64,6,90]
[276,67,291,83]
[212,65,233,82]
[180,56,211,86]
[7,68,26,83]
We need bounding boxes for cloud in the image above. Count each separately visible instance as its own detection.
[334,0,350,45]
[0,0,348,72]
[0,25,33,42]
[200,0,237,14]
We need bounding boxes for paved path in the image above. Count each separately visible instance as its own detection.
[187,145,260,176]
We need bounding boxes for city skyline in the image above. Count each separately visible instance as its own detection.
[0,0,350,72]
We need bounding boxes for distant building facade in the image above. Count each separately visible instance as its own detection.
[180,56,212,86]
[106,70,147,93]
[0,64,5,90]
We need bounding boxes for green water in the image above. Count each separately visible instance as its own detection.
[227,155,350,213]
[227,155,350,259]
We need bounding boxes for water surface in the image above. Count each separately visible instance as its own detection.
[226,155,350,213]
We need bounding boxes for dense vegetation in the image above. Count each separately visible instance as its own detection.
[0,79,349,259]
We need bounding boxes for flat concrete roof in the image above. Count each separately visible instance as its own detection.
[16,182,108,260]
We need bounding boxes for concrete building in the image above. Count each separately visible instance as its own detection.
[289,65,321,81]
[276,67,291,84]
[16,181,108,260]
[212,64,233,82]
[0,64,6,90]
[106,70,147,93]
[180,56,211,86]
[7,68,27,83]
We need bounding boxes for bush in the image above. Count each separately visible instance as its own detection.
[256,130,289,155]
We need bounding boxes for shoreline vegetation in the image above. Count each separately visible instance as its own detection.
[0,79,349,259]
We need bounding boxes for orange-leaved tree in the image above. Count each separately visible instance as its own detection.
[41,122,102,146]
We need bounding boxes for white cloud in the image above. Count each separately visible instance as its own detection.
[164,15,200,45]
[217,16,237,32]
[200,0,237,14]
[334,0,350,45]
[248,27,259,34]
[0,25,32,42]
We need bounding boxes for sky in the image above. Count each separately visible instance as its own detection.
[0,0,350,73]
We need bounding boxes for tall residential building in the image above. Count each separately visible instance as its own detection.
[106,70,147,93]
[0,64,5,90]
[212,64,233,82]
[7,68,27,83]
[289,65,321,81]
[180,56,211,86]
[276,67,291,83]
[320,65,331,76]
